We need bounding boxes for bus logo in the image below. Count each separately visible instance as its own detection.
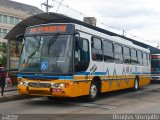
[90,64,97,75]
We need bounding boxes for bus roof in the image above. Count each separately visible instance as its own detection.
[74,23,149,53]
[5,12,159,54]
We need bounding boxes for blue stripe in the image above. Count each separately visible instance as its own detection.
[76,72,150,76]
[75,72,90,75]
[75,72,105,76]
[18,74,73,80]
[143,72,150,74]
[94,72,106,75]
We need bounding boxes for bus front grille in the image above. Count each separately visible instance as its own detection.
[28,82,51,88]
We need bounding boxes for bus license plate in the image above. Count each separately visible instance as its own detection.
[52,88,62,92]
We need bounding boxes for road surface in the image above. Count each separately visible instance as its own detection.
[0,83,160,119]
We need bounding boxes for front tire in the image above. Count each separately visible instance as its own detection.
[86,81,98,102]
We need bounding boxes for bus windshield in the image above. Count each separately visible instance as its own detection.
[19,34,73,75]
[151,59,160,72]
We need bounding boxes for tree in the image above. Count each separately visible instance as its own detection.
[0,42,7,67]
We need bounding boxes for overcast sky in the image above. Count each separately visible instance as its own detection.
[11,0,160,47]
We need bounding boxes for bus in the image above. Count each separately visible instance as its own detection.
[17,23,151,101]
[151,54,160,81]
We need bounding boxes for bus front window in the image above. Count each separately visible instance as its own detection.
[19,35,73,74]
[151,60,160,72]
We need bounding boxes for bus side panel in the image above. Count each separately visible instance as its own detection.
[73,75,91,97]
[101,62,114,92]
[101,64,137,93]
[139,65,150,86]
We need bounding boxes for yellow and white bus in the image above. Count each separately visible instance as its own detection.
[18,23,150,101]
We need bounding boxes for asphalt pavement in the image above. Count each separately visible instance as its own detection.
[0,86,35,102]
[1,83,160,114]
[1,83,160,120]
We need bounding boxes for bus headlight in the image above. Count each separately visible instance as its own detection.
[53,83,65,88]
[53,83,60,88]
[18,81,28,86]
[18,81,23,86]
[23,82,28,86]
[59,83,65,88]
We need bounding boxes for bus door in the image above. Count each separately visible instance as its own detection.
[74,35,90,96]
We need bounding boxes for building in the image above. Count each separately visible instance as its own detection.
[0,0,43,69]
[0,0,43,43]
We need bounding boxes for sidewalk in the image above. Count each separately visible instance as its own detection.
[0,86,36,102]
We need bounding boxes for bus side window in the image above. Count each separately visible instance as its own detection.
[143,52,147,66]
[91,37,103,61]
[114,43,123,63]
[123,46,131,63]
[131,49,138,64]
[103,40,114,62]
[147,54,151,66]
[75,37,90,72]
[137,50,143,65]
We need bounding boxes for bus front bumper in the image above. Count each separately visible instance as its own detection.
[18,83,74,97]
[151,76,160,81]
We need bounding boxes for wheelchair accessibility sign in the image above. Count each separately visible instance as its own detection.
[41,61,48,70]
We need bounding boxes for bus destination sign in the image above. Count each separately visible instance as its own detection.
[26,24,74,35]
[151,55,160,59]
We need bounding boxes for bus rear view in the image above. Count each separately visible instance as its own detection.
[151,54,160,81]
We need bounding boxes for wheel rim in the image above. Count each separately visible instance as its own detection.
[90,84,97,98]
[135,80,138,90]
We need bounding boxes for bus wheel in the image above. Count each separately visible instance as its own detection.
[86,81,98,102]
[134,78,139,91]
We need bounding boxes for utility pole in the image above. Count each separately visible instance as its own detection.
[157,43,160,49]
[56,0,64,13]
[122,30,125,36]
[41,0,53,12]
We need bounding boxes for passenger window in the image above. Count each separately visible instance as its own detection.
[123,46,131,63]
[91,37,103,61]
[114,43,123,63]
[103,40,114,62]
[147,54,150,66]
[131,49,138,64]
[75,37,90,72]
[143,52,148,66]
[137,51,143,65]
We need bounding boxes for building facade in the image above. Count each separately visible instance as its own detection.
[0,0,43,43]
[0,0,43,69]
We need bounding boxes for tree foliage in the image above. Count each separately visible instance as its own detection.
[0,42,7,67]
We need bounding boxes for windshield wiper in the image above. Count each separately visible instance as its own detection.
[47,33,59,54]
[25,36,41,64]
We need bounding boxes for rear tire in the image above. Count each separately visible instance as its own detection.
[86,81,98,102]
[133,78,139,91]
